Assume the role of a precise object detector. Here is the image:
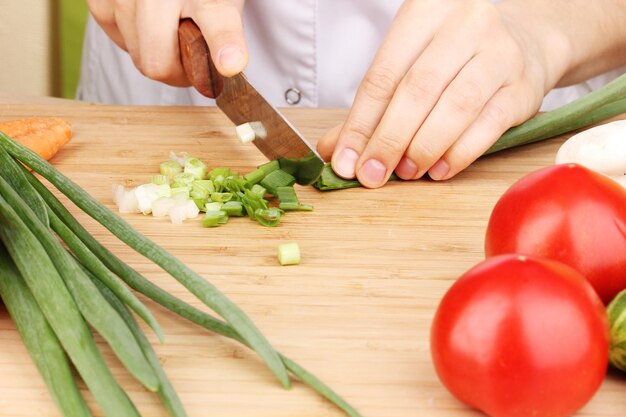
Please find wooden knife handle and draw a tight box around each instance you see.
[178,18,224,98]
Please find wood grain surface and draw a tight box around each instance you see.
[0,93,625,417]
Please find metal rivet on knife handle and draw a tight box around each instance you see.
[178,18,224,99]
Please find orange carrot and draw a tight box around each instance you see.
[0,118,72,161]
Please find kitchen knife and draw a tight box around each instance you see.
[177,18,324,185]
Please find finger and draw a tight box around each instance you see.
[317,123,343,162]
[354,20,491,188]
[428,83,537,180]
[88,0,127,50]
[113,0,140,67]
[188,0,248,76]
[136,0,189,86]
[399,49,511,181]
[330,1,450,180]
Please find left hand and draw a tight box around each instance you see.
[316,0,569,187]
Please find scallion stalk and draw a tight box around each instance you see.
[0,194,140,417]
[0,131,291,389]
[0,245,92,417]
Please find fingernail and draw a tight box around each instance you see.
[218,45,244,72]
[395,156,418,179]
[359,159,387,187]
[333,148,359,178]
[429,159,450,180]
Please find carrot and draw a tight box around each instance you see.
[0,118,71,161]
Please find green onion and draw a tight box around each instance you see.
[222,201,244,216]
[244,160,279,185]
[26,173,361,416]
[0,132,291,389]
[160,160,183,177]
[48,205,164,342]
[0,194,140,417]
[172,172,196,187]
[202,210,228,227]
[205,201,223,212]
[193,179,215,193]
[276,186,314,211]
[277,242,301,266]
[0,144,49,225]
[278,151,325,185]
[0,173,159,391]
[486,72,626,154]
[249,184,267,199]
[209,167,231,181]
[0,245,92,417]
[260,169,296,195]
[90,274,188,417]
[254,207,284,227]
[210,192,233,202]
[184,157,208,179]
[151,174,169,185]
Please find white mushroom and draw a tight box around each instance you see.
[555,120,626,185]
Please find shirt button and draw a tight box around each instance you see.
[284,87,301,105]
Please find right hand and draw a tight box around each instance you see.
[87,0,247,85]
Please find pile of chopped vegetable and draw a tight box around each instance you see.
[0,131,361,417]
[114,152,313,227]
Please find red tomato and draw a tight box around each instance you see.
[431,254,609,417]
[485,163,626,304]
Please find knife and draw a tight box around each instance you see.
[177,18,324,185]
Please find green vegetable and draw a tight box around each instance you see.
[277,242,301,266]
[486,72,626,154]
[260,169,296,195]
[90,273,188,417]
[0,131,290,389]
[25,161,362,417]
[202,210,228,227]
[0,245,92,417]
[276,186,313,211]
[184,157,208,179]
[244,160,279,184]
[222,201,244,216]
[151,174,169,185]
[278,151,325,185]
[160,160,183,177]
[0,174,159,391]
[254,207,284,227]
[314,163,400,191]
[607,288,626,371]
[0,193,140,417]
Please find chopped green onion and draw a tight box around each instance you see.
[155,183,171,197]
[209,167,231,181]
[314,163,399,191]
[244,160,279,185]
[151,175,169,185]
[205,202,223,212]
[160,160,183,177]
[235,122,257,144]
[249,184,267,200]
[171,172,196,188]
[193,179,215,193]
[210,192,233,202]
[277,242,301,266]
[278,152,325,185]
[222,201,244,216]
[279,202,314,211]
[202,210,228,227]
[254,207,284,227]
[184,158,208,180]
[170,186,190,198]
[260,169,296,196]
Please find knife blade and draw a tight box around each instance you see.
[178,18,324,184]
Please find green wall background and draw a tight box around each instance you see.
[59,0,88,98]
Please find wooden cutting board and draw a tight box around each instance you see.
[0,93,625,417]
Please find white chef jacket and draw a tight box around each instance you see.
[77,0,623,111]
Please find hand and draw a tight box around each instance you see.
[87,0,247,85]
[317,0,571,187]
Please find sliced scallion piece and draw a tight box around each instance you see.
[160,160,183,177]
[277,242,301,266]
[222,201,244,216]
[244,160,279,185]
[254,207,284,227]
[184,157,208,179]
[202,210,228,227]
[260,169,296,195]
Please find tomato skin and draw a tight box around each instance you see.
[485,163,626,304]
[431,254,609,417]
